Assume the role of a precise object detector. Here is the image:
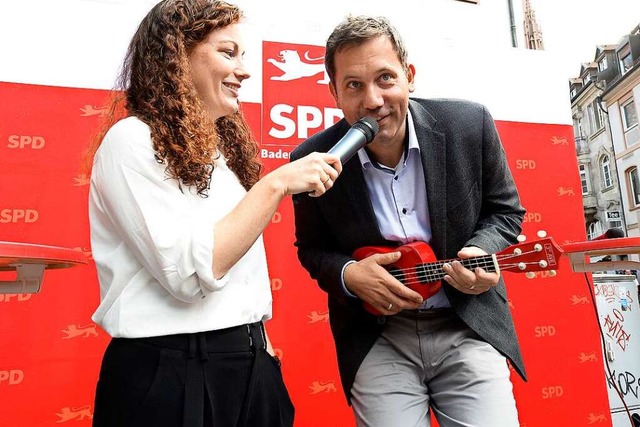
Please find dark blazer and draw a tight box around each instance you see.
[291,98,527,402]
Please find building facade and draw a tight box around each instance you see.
[570,25,640,239]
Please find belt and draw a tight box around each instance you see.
[137,321,266,354]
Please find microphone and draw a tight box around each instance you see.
[327,117,379,164]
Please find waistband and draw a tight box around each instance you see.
[133,321,266,358]
[401,307,455,318]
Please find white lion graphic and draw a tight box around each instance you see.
[267,49,329,84]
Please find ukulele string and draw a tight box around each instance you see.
[385,247,545,286]
[394,260,547,286]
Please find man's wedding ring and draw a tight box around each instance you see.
[387,302,393,310]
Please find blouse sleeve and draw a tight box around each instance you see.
[90,119,228,302]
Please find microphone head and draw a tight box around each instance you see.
[353,117,379,143]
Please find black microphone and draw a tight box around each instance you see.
[327,117,379,163]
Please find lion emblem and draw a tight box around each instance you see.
[55,406,93,422]
[62,324,99,339]
[267,50,329,84]
[309,380,337,394]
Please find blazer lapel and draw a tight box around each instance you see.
[409,100,447,258]
[336,156,389,245]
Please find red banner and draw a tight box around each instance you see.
[0,41,612,426]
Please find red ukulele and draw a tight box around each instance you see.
[352,237,563,315]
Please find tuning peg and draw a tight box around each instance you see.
[549,270,557,277]
[517,234,527,242]
[537,230,547,238]
[526,272,536,279]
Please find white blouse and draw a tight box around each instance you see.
[89,117,272,338]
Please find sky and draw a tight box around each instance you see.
[522,0,640,79]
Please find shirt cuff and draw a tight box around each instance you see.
[190,213,229,292]
[341,260,358,298]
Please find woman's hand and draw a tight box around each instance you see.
[269,152,342,197]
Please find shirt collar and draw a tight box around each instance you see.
[357,109,420,170]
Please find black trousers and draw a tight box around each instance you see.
[93,322,294,427]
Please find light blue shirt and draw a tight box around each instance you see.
[343,110,450,309]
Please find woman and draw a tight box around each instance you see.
[86,1,341,426]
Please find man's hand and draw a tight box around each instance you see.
[344,251,423,314]
[442,246,499,295]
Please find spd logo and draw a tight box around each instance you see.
[587,413,606,423]
[0,209,38,223]
[556,187,575,196]
[7,135,45,149]
[309,380,337,394]
[570,295,588,305]
[307,310,329,324]
[80,105,107,117]
[263,42,341,144]
[55,406,93,422]
[550,136,568,145]
[62,324,99,339]
[0,369,24,386]
[267,49,329,84]
[578,352,597,363]
[0,294,32,302]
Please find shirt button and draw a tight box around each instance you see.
[402,208,407,214]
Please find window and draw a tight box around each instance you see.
[609,218,623,229]
[622,99,638,130]
[578,117,587,138]
[586,105,594,134]
[620,50,633,74]
[586,100,603,134]
[598,56,608,72]
[593,100,603,131]
[579,164,590,194]
[573,117,585,141]
[600,155,612,188]
[628,167,640,206]
[581,114,590,137]
[621,99,639,146]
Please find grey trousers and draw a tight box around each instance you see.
[351,309,519,427]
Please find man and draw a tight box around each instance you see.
[291,15,526,427]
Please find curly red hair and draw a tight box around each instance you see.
[84,0,261,195]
